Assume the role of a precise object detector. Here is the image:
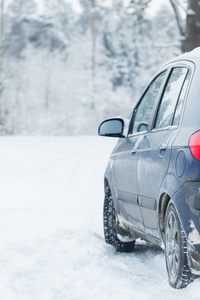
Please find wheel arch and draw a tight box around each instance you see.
[158,173,183,239]
[159,193,171,238]
[158,186,193,246]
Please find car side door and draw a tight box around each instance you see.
[136,65,192,238]
[114,71,167,232]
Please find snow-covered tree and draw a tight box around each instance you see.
[129,0,151,20]
[0,0,181,135]
[0,0,4,127]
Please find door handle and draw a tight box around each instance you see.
[159,141,168,157]
[159,141,168,151]
[132,148,137,154]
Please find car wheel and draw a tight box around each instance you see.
[103,185,135,252]
[164,202,195,288]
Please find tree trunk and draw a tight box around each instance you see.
[91,0,96,109]
[182,0,200,52]
[91,0,96,79]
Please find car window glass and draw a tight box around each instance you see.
[154,67,188,129]
[129,71,166,134]
[173,70,191,126]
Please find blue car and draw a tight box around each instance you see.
[98,47,200,288]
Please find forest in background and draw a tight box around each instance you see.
[0,0,185,135]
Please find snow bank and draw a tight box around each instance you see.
[0,136,199,299]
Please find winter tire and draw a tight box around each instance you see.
[164,202,195,288]
[103,185,135,252]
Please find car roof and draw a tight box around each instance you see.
[162,47,200,67]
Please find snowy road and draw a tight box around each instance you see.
[0,136,199,299]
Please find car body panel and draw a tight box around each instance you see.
[137,128,179,236]
[114,136,143,231]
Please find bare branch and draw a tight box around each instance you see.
[176,0,187,13]
[169,0,186,36]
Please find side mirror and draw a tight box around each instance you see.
[98,118,125,138]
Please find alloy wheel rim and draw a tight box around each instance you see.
[165,210,179,280]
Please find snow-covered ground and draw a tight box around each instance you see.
[0,136,199,299]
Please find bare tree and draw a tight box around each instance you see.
[169,0,200,52]
[129,0,200,52]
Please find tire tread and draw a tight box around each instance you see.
[103,185,135,252]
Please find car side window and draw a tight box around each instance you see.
[154,67,189,129]
[173,70,191,126]
[129,71,167,135]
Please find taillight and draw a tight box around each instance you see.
[189,131,200,160]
